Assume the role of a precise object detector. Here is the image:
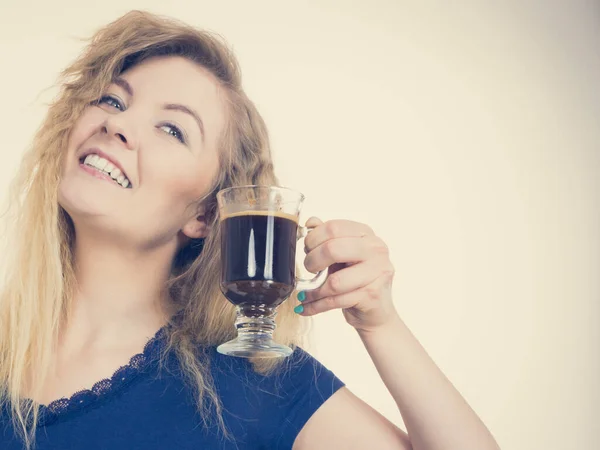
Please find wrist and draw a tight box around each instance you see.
[355,311,405,339]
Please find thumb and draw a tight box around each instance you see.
[304,216,324,228]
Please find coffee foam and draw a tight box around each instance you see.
[221,210,299,223]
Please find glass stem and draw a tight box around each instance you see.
[235,307,277,342]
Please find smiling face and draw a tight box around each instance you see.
[58,56,226,250]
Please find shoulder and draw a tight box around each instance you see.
[208,345,342,393]
[207,345,345,448]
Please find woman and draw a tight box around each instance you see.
[0,10,500,450]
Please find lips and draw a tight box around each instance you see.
[78,147,131,185]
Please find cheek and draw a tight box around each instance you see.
[162,164,215,200]
[66,108,103,154]
[148,156,219,209]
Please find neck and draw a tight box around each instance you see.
[61,228,178,354]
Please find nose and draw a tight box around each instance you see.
[101,115,137,150]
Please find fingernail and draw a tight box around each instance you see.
[294,305,304,314]
[297,291,306,302]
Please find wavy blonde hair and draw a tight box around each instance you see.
[0,10,306,449]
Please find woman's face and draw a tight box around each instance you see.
[58,56,226,250]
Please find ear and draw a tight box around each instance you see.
[181,213,210,240]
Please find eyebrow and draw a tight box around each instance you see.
[113,77,133,96]
[162,103,205,140]
[113,77,205,141]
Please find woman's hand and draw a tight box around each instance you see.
[298,218,501,450]
[297,217,398,333]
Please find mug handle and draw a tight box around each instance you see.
[295,224,328,291]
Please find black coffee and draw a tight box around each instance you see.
[220,211,298,312]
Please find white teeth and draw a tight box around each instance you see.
[82,153,131,189]
[96,158,109,171]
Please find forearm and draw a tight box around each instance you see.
[357,314,500,450]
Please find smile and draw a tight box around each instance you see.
[79,161,132,189]
[79,154,132,189]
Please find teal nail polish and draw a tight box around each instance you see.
[294,305,304,314]
[297,291,306,302]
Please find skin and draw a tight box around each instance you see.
[54,55,499,450]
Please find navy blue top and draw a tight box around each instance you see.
[0,327,344,449]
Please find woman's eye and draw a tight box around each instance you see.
[96,95,124,111]
[159,123,186,144]
[94,95,186,145]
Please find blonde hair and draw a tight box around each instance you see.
[0,10,306,449]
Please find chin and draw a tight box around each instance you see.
[58,182,111,219]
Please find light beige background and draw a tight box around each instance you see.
[0,1,598,449]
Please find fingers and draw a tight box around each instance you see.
[295,217,397,327]
[303,218,374,252]
[301,258,386,304]
[304,216,324,228]
[297,274,392,316]
[303,235,390,273]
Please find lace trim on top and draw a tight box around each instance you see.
[38,325,169,426]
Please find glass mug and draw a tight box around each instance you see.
[216,185,328,358]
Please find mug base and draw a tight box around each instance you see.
[217,337,293,358]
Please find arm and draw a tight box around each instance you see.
[295,218,500,450]
[356,313,500,450]
[294,386,413,450]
